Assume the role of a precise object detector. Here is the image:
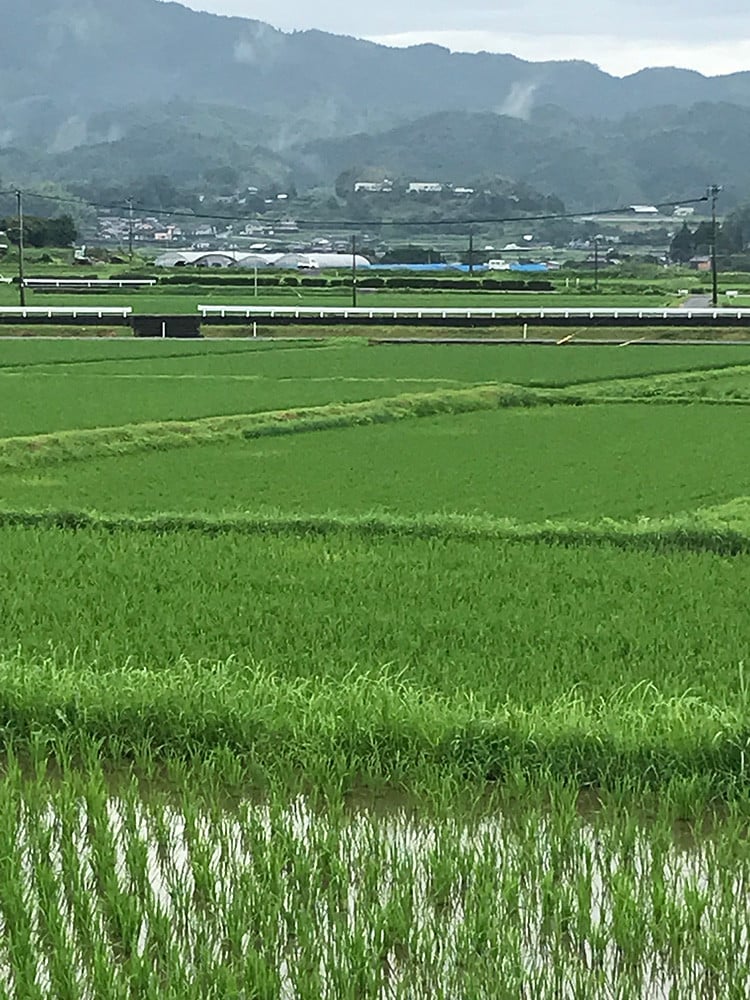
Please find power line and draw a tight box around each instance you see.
[0,189,90,208]
[0,187,710,230]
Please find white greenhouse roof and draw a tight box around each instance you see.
[274,253,371,269]
[154,250,284,267]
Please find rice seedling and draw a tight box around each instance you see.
[0,382,552,473]
[74,340,750,387]
[0,337,283,372]
[3,340,749,438]
[3,401,749,522]
[0,370,458,439]
[0,762,748,998]
[0,525,747,792]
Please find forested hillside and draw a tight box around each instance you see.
[1,0,748,210]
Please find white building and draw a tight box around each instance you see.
[408,182,443,194]
[354,181,393,193]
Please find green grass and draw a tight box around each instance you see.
[1,338,750,794]
[637,367,750,401]
[0,370,456,438]
[85,343,750,386]
[0,336,330,371]
[4,340,750,440]
[5,502,750,554]
[21,340,750,385]
[0,324,133,339]
[0,283,674,313]
[6,404,748,521]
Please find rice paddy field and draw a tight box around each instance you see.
[4,335,750,996]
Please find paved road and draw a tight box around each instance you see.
[681,295,712,309]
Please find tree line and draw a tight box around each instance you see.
[670,205,750,264]
[0,215,77,248]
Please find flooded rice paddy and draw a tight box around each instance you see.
[1,788,748,999]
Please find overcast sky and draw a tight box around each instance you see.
[165,0,750,76]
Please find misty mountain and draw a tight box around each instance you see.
[7,99,745,214]
[7,0,750,151]
[44,103,295,189]
[302,103,750,209]
[2,0,750,212]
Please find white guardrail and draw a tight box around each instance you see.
[0,307,133,319]
[199,305,750,321]
[25,279,156,289]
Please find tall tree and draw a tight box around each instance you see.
[669,223,695,263]
[692,221,714,257]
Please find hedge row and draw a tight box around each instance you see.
[159,274,555,291]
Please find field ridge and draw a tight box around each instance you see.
[0,383,562,470]
[0,650,745,790]
[8,370,750,471]
[3,502,750,554]
[575,363,750,398]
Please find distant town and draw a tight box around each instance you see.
[70,181,708,275]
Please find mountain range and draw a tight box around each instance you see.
[1,0,749,210]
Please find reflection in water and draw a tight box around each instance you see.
[0,795,748,998]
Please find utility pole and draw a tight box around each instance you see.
[594,236,599,293]
[127,198,134,262]
[709,184,722,307]
[351,234,358,308]
[468,230,474,276]
[593,233,605,293]
[16,189,25,308]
